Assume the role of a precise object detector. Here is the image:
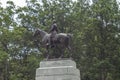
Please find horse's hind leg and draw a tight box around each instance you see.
[45,45,50,60]
[67,46,72,58]
[46,54,49,60]
[59,48,65,59]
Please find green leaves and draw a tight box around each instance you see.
[0,0,120,80]
[0,50,8,63]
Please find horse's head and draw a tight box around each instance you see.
[33,28,48,39]
[33,29,41,37]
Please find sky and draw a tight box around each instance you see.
[0,0,26,7]
[0,0,120,8]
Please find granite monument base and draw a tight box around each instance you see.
[36,59,80,80]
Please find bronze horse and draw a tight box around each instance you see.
[33,29,72,58]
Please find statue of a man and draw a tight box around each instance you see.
[49,20,58,48]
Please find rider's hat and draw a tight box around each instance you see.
[53,20,56,23]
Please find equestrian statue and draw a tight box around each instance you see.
[33,20,72,59]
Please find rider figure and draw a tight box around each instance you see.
[49,20,58,48]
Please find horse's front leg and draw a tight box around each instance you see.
[45,44,50,60]
[67,46,72,58]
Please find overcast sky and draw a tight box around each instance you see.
[0,0,26,7]
[0,0,120,8]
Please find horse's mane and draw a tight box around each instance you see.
[38,29,48,34]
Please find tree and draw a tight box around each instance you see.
[0,0,120,80]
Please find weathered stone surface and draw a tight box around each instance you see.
[40,59,76,68]
[36,59,81,80]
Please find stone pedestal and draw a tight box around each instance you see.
[36,59,81,80]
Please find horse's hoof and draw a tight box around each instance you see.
[69,57,73,60]
[59,57,61,59]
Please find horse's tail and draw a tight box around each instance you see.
[67,33,73,39]
[64,33,73,46]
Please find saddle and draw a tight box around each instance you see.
[49,31,57,47]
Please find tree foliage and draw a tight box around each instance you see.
[0,0,120,80]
